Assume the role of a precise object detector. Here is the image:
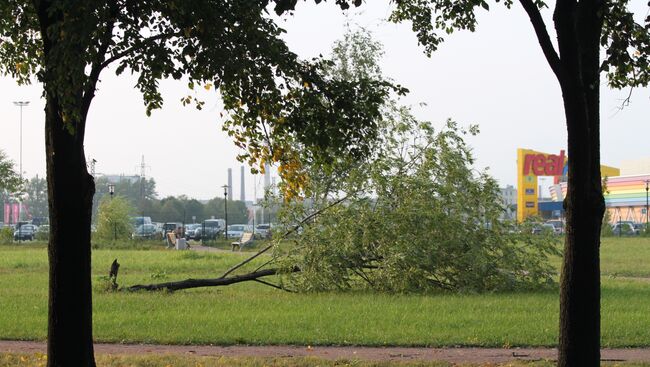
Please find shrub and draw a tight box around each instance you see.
[0,227,13,244]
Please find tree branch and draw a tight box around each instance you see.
[126,266,300,292]
[99,31,183,70]
[219,194,350,279]
[518,0,564,80]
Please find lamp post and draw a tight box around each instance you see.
[222,184,228,240]
[645,180,650,234]
[108,183,116,241]
[13,101,28,242]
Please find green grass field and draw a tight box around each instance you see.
[0,238,649,348]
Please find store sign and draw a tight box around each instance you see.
[523,150,565,176]
[526,202,535,208]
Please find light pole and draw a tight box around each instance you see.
[222,184,228,240]
[645,180,650,234]
[13,101,28,243]
[108,183,116,241]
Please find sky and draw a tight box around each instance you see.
[0,0,648,201]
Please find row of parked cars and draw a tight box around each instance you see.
[532,219,648,236]
[0,222,49,241]
[532,220,565,235]
[611,221,647,236]
[130,220,273,241]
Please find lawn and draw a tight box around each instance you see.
[0,238,648,348]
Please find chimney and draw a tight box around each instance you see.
[227,168,233,201]
[240,166,245,202]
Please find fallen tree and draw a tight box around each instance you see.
[126,266,300,292]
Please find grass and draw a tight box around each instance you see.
[0,238,649,348]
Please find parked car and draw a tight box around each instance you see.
[545,220,564,234]
[612,222,639,236]
[255,223,273,239]
[14,224,37,241]
[195,219,224,240]
[225,224,247,239]
[130,216,152,228]
[162,222,183,238]
[532,223,555,235]
[132,224,158,240]
[184,223,201,240]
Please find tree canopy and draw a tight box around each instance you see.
[0,149,22,195]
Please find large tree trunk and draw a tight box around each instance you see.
[45,100,96,367]
[556,0,605,365]
[36,1,97,365]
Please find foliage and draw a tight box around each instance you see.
[276,117,560,293]
[94,196,134,242]
[0,150,23,195]
[23,175,47,219]
[389,0,650,93]
[0,227,13,245]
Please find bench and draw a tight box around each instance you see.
[231,232,254,251]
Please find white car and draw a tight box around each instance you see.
[226,224,247,239]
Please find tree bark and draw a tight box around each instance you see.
[127,267,299,292]
[554,0,605,365]
[36,1,97,366]
[45,100,96,367]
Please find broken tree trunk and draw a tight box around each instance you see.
[126,266,300,292]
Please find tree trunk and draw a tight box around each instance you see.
[556,0,605,364]
[45,100,96,367]
[35,1,98,365]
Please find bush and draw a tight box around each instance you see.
[0,227,13,244]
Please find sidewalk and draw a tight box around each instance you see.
[1,341,649,363]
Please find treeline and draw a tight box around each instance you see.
[10,174,274,225]
[92,176,250,224]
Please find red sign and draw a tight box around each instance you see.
[523,150,565,176]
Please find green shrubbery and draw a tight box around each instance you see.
[0,227,13,244]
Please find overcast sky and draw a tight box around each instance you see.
[1,0,648,201]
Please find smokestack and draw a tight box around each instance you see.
[240,166,245,202]
[227,168,233,201]
[264,163,271,190]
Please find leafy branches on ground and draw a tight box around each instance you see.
[275,118,560,293]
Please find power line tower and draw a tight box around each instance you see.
[135,155,151,222]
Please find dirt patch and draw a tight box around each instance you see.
[2,341,650,363]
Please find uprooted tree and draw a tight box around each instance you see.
[0,1,397,366]
[389,0,650,364]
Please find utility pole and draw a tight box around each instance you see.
[13,101,29,243]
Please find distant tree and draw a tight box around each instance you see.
[0,149,22,195]
[183,199,205,223]
[24,175,48,218]
[94,196,134,242]
[389,0,650,363]
[159,197,183,223]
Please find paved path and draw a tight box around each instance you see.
[2,341,650,363]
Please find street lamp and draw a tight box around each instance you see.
[222,184,228,240]
[108,183,116,241]
[645,180,650,233]
[13,101,28,234]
